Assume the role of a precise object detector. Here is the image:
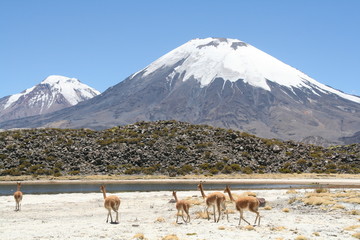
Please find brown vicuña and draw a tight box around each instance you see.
[224,185,261,226]
[100,185,121,224]
[172,191,191,223]
[197,181,228,222]
[14,182,23,211]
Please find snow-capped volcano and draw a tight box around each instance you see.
[137,37,360,103]
[0,75,100,122]
[0,38,359,144]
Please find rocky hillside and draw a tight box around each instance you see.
[0,120,359,177]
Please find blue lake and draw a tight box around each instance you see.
[0,182,317,195]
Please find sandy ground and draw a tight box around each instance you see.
[1,185,360,240]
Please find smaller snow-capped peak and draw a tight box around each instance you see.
[4,75,100,109]
[1,75,100,120]
[138,37,360,104]
[39,75,101,105]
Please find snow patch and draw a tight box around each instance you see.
[4,86,35,109]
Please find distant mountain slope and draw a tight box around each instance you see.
[0,75,100,122]
[0,38,359,144]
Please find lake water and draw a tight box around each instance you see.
[0,182,316,195]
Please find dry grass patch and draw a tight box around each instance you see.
[294,235,308,240]
[303,190,360,208]
[302,196,336,206]
[332,190,359,198]
[282,208,290,213]
[349,210,360,215]
[270,226,287,231]
[314,188,329,193]
[288,197,297,204]
[264,206,272,210]
[344,225,360,231]
[162,235,179,240]
[133,233,146,240]
[331,204,345,210]
[296,189,360,215]
[155,217,165,223]
[343,198,360,204]
[244,225,255,231]
[353,232,360,239]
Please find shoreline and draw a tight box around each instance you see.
[1,175,360,187]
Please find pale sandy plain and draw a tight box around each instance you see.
[1,178,360,240]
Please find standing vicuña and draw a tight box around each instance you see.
[224,185,261,226]
[14,182,23,211]
[197,181,228,222]
[100,185,121,224]
[172,191,191,223]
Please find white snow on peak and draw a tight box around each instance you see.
[4,75,100,110]
[40,75,100,105]
[42,75,75,84]
[140,37,360,104]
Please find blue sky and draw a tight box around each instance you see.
[1,0,359,98]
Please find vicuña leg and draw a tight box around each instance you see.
[15,200,21,211]
[185,206,190,223]
[205,206,210,221]
[107,209,114,223]
[222,201,229,221]
[216,201,221,222]
[239,209,251,225]
[252,210,260,226]
[115,209,119,223]
[180,210,186,223]
[213,205,216,222]
[176,210,180,223]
